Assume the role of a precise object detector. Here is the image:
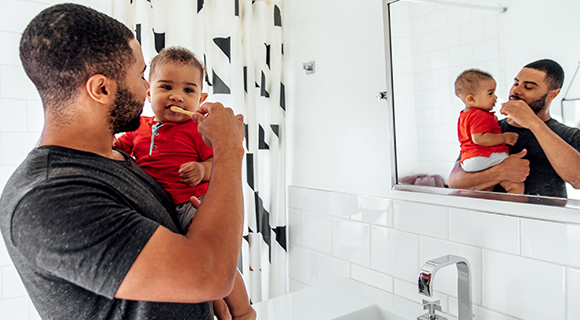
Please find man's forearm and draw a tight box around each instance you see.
[448,161,501,191]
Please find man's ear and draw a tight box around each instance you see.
[86,74,115,104]
[547,88,561,102]
[199,92,208,104]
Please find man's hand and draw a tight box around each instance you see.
[503,132,519,146]
[498,149,530,183]
[500,100,542,129]
[192,102,245,149]
[179,161,205,187]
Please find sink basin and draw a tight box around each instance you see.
[331,305,407,320]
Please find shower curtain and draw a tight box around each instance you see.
[112,0,287,303]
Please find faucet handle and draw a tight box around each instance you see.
[418,299,447,320]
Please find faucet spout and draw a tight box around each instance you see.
[418,255,473,320]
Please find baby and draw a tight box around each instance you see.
[455,69,524,194]
[114,46,255,319]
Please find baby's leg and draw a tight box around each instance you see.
[500,180,524,194]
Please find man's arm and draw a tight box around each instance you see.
[115,102,245,303]
[448,150,530,190]
[502,100,580,188]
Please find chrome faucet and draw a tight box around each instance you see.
[418,255,473,320]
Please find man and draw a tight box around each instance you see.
[449,59,580,198]
[0,4,247,320]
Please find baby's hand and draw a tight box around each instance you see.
[179,161,205,187]
[112,137,121,149]
[503,132,519,145]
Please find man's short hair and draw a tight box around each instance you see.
[524,59,565,91]
[19,3,135,111]
[149,46,205,85]
[454,68,494,98]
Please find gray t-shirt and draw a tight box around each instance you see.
[497,118,580,197]
[0,146,212,320]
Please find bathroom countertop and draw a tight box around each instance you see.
[252,278,457,320]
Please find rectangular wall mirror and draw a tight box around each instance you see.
[382,0,580,209]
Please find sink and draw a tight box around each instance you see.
[331,305,407,320]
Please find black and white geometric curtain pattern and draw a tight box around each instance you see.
[112,0,287,303]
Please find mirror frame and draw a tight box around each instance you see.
[381,0,580,215]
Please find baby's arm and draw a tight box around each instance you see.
[179,157,213,187]
[472,131,518,146]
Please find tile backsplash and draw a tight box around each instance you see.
[288,185,580,320]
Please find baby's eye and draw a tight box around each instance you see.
[162,85,172,90]
[184,88,194,93]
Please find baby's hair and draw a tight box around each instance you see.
[149,46,205,83]
[454,68,494,98]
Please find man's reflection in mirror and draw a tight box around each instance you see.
[449,59,580,198]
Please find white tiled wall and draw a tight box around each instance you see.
[288,185,580,320]
[0,1,111,319]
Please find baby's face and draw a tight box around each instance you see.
[148,63,206,123]
[473,78,497,111]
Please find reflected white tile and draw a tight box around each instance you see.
[1,133,40,166]
[521,219,580,267]
[482,250,565,320]
[288,278,304,293]
[0,31,21,66]
[332,218,370,267]
[449,297,518,320]
[568,268,580,319]
[349,195,393,227]
[288,186,316,211]
[419,237,482,305]
[288,208,302,246]
[2,265,27,299]
[301,211,332,255]
[0,66,40,100]
[0,235,11,267]
[0,0,48,34]
[0,296,29,320]
[26,100,44,133]
[394,201,449,239]
[314,253,350,286]
[351,265,393,293]
[288,245,317,286]
[315,190,349,218]
[370,226,419,282]
[449,208,519,254]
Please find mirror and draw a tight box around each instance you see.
[382,0,580,208]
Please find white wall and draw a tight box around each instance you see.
[0,1,111,319]
[284,0,580,319]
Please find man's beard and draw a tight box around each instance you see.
[108,84,143,134]
[510,92,548,114]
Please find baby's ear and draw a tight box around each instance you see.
[146,88,152,102]
[465,94,476,104]
[199,92,208,104]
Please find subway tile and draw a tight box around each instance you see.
[313,253,350,286]
[30,299,41,320]
[370,226,419,282]
[332,218,370,267]
[0,165,17,194]
[0,0,48,34]
[1,133,40,165]
[287,186,316,211]
[0,31,21,66]
[419,237,482,305]
[459,20,485,45]
[0,66,40,100]
[473,38,500,62]
[0,236,11,267]
[287,208,302,246]
[521,219,580,267]
[0,296,29,320]
[26,100,44,133]
[482,250,565,320]
[288,278,304,293]
[315,190,349,218]
[437,26,461,49]
[394,201,449,239]
[349,195,392,227]
[0,99,28,133]
[449,208,519,254]
[449,297,518,320]
[2,265,27,299]
[350,265,393,293]
[568,268,580,320]
[288,245,316,286]
[301,211,332,255]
